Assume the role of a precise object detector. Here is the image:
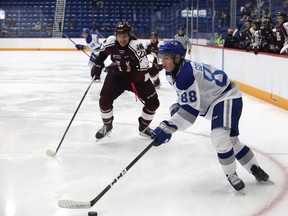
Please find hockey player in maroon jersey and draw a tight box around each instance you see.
[145,31,163,88]
[90,21,160,140]
[275,11,288,54]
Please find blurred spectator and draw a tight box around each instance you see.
[35,22,41,31]
[261,8,272,26]
[207,32,220,46]
[220,11,229,27]
[68,19,76,30]
[238,17,252,50]
[241,1,257,20]
[244,19,261,54]
[237,14,248,32]
[92,0,103,8]
[275,11,288,54]
[215,33,225,46]
[224,29,239,48]
[59,21,62,31]
[241,1,253,17]
[91,21,97,33]
[259,17,277,53]
[1,23,8,37]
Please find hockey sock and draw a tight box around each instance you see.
[211,128,237,176]
[231,136,258,173]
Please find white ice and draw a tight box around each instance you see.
[0,51,288,216]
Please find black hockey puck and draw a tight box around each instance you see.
[88,211,98,216]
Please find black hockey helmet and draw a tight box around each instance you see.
[149,31,158,38]
[115,21,132,35]
[277,11,287,21]
[260,17,271,28]
[252,19,261,30]
[277,11,287,17]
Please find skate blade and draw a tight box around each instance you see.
[95,131,112,142]
[258,179,275,185]
[266,179,275,184]
[139,132,151,138]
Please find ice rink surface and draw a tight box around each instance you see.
[0,51,288,216]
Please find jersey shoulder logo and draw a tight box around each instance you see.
[136,43,145,51]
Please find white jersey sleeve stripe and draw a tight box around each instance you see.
[170,112,193,131]
[223,99,232,128]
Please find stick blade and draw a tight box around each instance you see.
[58,199,91,209]
[46,149,56,157]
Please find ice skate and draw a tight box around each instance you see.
[95,122,113,141]
[250,164,270,182]
[138,117,153,138]
[227,173,245,191]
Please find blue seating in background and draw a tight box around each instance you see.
[0,0,56,37]
[0,0,284,39]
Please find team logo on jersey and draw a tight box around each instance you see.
[113,54,121,60]
[136,44,145,51]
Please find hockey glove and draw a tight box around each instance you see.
[169,103,180,116]
[91,63,103,80]
[92,75,101,81]
[75,44,85,50]
[151,121,177,146]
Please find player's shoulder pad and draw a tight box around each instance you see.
[129,39,145,52]
[176,60,195,90]
[102,35,116,47]
[283,22,288,29]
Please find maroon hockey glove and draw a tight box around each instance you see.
[91,64,103,79]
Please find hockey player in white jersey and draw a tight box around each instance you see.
[75,28,102,71]
[151,40,270,191]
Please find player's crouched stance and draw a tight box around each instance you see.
[90,21,159,140]
[151,40,269,191]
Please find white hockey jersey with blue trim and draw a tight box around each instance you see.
[85,34,101,55]
[167,59,242,131]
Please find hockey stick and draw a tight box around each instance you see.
[62,32,91,58]
[58,139,157,209]
[46,77,96,157]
